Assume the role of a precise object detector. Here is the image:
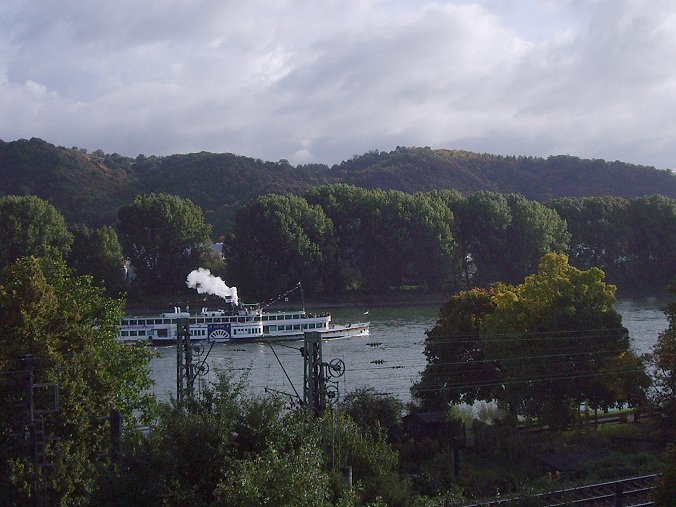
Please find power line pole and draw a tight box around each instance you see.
[176,318,193,403]
[176,318,213,404]
[302,332,345,414]
[303,332,325,415]
[20,355,59,507]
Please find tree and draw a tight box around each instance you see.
[412,288,500,410]
[304,184,374,291]
[92,370,412,506]
[0,257,154,505]
[483,254,648,427]
[548,196,631,285]
[67,224,126,295]
[654,443,676,507]
[341,387,404,439]
[305,185,459,292]
[625,195,676,290]
[414,254,649,429]
[449,192,569,286]
[227,194,339,297]
[118,193,212,292]
[0,195,72,270]
[651,285,676,428]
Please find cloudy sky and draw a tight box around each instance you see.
[1,0,674,169]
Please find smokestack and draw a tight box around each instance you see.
[186,268,239,306]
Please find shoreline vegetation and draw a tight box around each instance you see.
[124,286,672,314]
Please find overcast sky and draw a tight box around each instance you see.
[1,0,674,169]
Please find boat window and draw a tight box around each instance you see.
[121,331,128,337]
[206,318,213,323]
[128,320,136,326]
[157,329,168,337]
[162,319,170,324]
[293,325,300,330]
[190,319,197,324]
[237,317,244,323]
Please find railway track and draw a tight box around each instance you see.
[464,473,659,506]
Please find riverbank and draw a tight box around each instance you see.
[125,288,450,313]
[124,287,672,314]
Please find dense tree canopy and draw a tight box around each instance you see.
[625,195,676,290]
[226,194,338,297]
[305,185,458,292]
[651,285,676,429]
[92,371,411,506]
[118,193,212,292]
[549,195,676,291]
[0,195,72,270]
[67,224,126,295]
[548,196,631,283]
[3,139,673,235]
[0,257,153,505]
[413,254,649,429]
[411,288,500,408]
[450,192,570,286]
[225,186,574,295]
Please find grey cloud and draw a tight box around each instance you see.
[0,0,674,169]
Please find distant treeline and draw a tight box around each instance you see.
[1,138,674,235]
[225,186,675,296]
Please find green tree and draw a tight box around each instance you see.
[412,288,500,410]
[118,193,212,292]
[414,254,649,429]
[304,184,374,291]
[654,444,676,507]
[0,257,154,505]
[0,195,73,270]
[548,196,631,283]
[213,444,329,506]
[67,224,126,295]
[449,192,569,286]
[483,254,648,427]
[625,195,676,290]
[305,185,458,292]
[651,287,676,429]
[92,369,411,506]
[341,387,404,439]
[227,194,338,297]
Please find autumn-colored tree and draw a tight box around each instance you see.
[414,254,649,429]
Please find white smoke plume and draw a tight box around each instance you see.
[186,268,239,306]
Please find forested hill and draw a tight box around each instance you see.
[1,138,674,233]
[334,147,676,199]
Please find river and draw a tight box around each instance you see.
[149,297,671,404]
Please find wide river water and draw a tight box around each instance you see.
[149,297,671,404]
